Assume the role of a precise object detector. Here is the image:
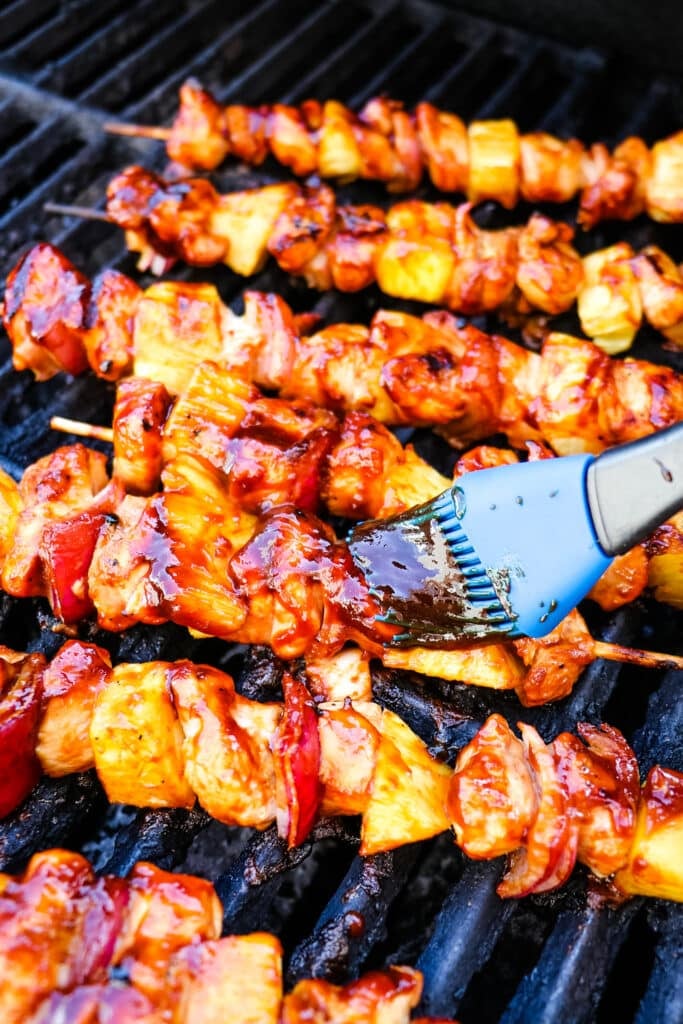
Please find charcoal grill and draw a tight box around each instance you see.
[1,2,682,1021]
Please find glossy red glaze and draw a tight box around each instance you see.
[41,639,112,701]
[3,242,90,375]
[271,673,322,847]
[41,511,107,622]
[640,764,683,831]
[0,652,45,818]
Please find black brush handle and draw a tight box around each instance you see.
[586,422,683,556]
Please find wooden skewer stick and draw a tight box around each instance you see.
[103,120,172,141]
[44,202,112,223]
[592,640,683,671]
[50,416,114,444]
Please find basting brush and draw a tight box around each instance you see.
[349,423,683,647]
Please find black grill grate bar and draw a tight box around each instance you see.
[0,773,107,874]
[468,41,543,119]
[76,0,231,113]
[632,670,683,774]
[287,846,422,984]
[0,114,80,203]
[500,902,641,1024]
[537,63,604,135]
[0,71,104,131]
[0,0,57,50]
[420,26,500,105]
[370,668,489,759]
[345,18,449,108]
[90,806,211,877]
[3,0,131,69]
[215,820,356,934]
[119,0,309,121]
[636,904,683,1024]
[416,859,514,1015]
[195,2,363,109]
[613,79,676,144]
[32,0,171,101]
[280,3,405,104]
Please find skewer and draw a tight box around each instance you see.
[94,81,683,228]
[592,640,683,671]
[103,120,171,141]
[42,416,683,674]
[50,416,114,443]
[43,202,112,223]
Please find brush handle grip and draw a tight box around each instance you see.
[587,422,683,555]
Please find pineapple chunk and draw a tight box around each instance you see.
[133,281,224,394]
[647,510,683,609]
[380,446,450,513]
[319,100,362,178]
[383,642,525,689]
[648,552,683,609]
[212,184,296,276]
[467,119,520,209]
[577,244,642,354]
[0,468,20,566]
[162,362,252,469]
[376,237,454,304]
[91,662,194,808]
[360,707,452,854]
[615,766,683,901]
[646,131,683,223]
[170,934,283,1024]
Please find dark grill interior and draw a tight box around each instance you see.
[1,2,682,1021]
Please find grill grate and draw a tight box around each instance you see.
[1,3,682,1022]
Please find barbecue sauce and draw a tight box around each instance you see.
[348,495,516,648]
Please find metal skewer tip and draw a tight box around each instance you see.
[44,202,112,223]
[103,120,172,141]
[50,416,114,444]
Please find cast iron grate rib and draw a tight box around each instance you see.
[0,3,682,1022]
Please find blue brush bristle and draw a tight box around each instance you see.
[376,487,520,646]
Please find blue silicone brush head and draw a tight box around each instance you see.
[349,486,521,647]
[350,454,607,645]
[348,424,683,647]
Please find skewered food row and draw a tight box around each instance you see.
[73,167,683,351]
[106,80,683,227]
[44,170,683,350]
[2,429,682,705]
[0,848,452,1024]
[6,244,683,455]
[45,351,681,616]
[1,640,681,903]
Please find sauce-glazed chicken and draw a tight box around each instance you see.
[75,166,683,351]
[0,849,450,1024]
[1,644,681,903]
[107,80,683,228]
[6,246,683,434]
[1,430,681,706]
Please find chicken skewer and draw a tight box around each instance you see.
[6,244,683,450]
[103,80,683,228]
[42,168,683,351]
[1,440,682,708]
[1,641,681,905]
[0,847,449,1024]
[44,350,682,619]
